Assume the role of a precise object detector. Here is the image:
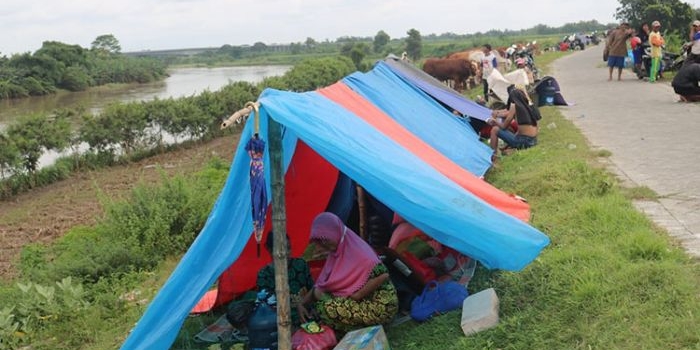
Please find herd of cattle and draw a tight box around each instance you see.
[420,42,541,92]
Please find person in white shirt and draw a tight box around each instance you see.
[481,44,498,101]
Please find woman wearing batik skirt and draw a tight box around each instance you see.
[297,212,398,332]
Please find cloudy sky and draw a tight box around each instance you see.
[2,0,699,55]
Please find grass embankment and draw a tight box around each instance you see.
[387,104,700,349]
[389,50,700,349]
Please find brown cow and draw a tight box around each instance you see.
[446,49,485,87]
[422,58,474,92]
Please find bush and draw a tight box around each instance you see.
[59,66,93,91]
[282,56,355,91]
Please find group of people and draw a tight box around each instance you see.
[606,20,700,102]
[478,44,540,161]
[605,21,666,82]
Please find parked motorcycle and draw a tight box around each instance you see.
[514,49,539,81]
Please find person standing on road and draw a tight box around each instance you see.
[636,23,651,75]
[630,30,643,75]
[649,21,665,82]
[605,22,632,81]
[686,20,700,66]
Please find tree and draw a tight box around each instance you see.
[252,42,268,52]
[91,34,122,55]
[0,132,19,178]
[405,28,422,61]
[615,0,694,37]
[60,66,93,91]
[305,37,317,48]
[6,113,71,174]
[373,30,390,53]
[290,42,303,55]
[340,43,370,70]
[218,44,243,59]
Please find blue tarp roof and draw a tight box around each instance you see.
[343,63,492,176]
[381,56,493,121]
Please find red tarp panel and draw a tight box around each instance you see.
[318,83,531,221]
[201,141,339,309]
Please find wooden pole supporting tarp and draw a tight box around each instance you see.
[356,185,368,240]
[269,116,292,350]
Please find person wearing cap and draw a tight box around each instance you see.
[687,20,700,66]
[604,22,633,81]
[649,20,665,82]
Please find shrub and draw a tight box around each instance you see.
[59,66,93,91]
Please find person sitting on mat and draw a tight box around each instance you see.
[297,212,398,332]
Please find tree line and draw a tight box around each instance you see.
[615,0,699,41]
[157,19,617,69]
[0,34,167,100]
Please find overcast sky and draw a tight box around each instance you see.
[2,0,700,55]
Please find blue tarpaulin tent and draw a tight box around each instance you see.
[120,63,549,350]
[381,56,492,121]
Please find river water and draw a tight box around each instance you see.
[0,65,291,128]
[0,65,290,171]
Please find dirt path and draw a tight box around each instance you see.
[0,133,240,278]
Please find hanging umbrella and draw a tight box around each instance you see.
[244,102,267,257]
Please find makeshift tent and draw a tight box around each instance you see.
[121,76,549,350]
[381,55,492,122]
[342,62,492,177]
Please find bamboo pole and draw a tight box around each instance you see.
[356,185,368,241]
[220,102,260,129]
[269,117,292,350]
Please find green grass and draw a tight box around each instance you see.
[384,50,700,349]
[385,105,700,350]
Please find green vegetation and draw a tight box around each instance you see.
[155,20,612,70]
[0,36,167,99]
[387,104,700,350]
[0,56,355,200]
[615,0,696,40]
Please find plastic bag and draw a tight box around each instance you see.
[225,299,256,328]
[410,280,469,322]
[292,324,337,350]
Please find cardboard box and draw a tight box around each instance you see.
[333,325,390,350]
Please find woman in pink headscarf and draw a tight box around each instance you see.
[297,212,398,331]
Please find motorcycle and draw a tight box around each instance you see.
[514,49,539,81]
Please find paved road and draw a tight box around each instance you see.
[552,45,700,257]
